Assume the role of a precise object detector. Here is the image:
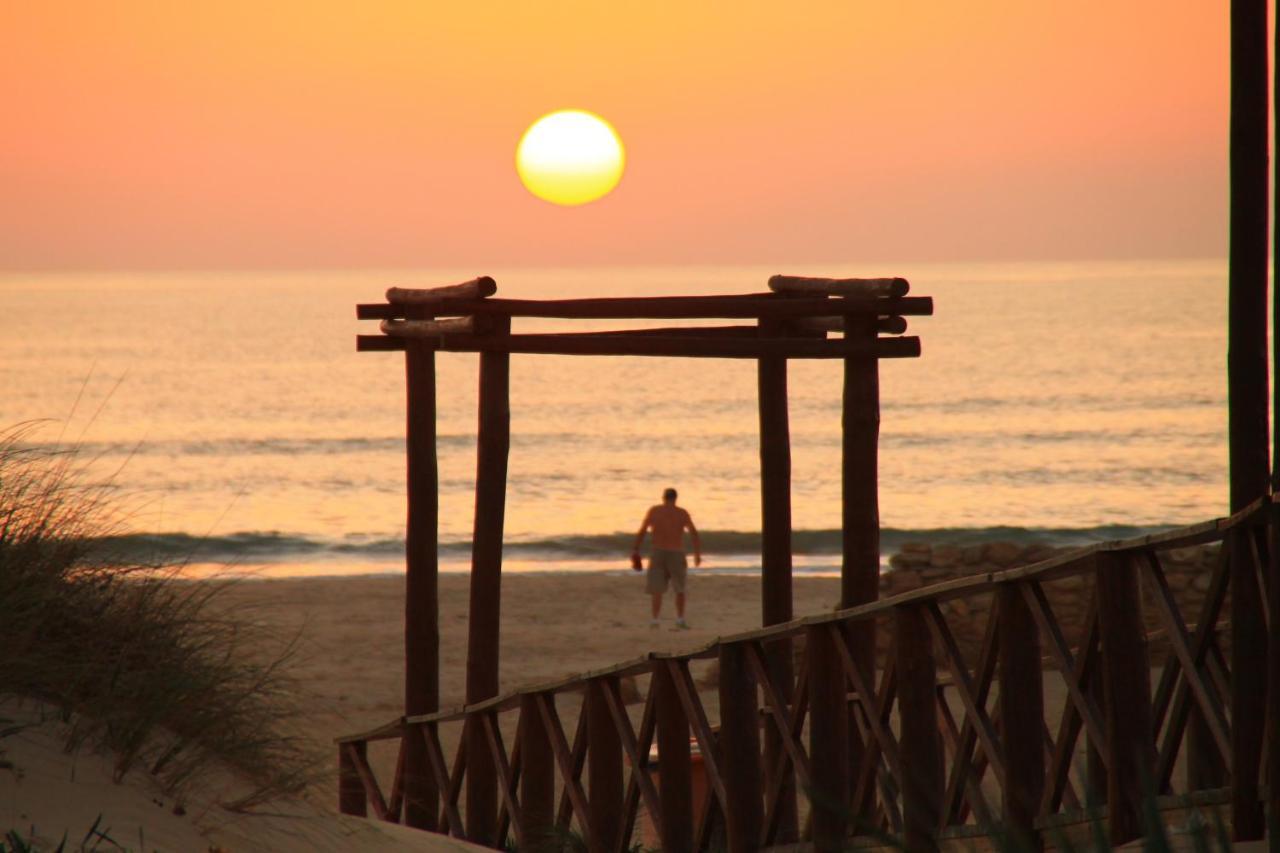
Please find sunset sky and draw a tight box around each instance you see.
[1,2,1227,270]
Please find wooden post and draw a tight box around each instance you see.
[339,742,368,817]
[1268,502,1280,839]
[1228,0,1270,516]
[1095,553,1155,846]
[466,316,512,845]
[587,679,624,853]
[808,625,849,852]
[1229,526,1266,839]
[404,336,439,829]
[895,605,942,853]
[998,584,1044,850]
[757,317,798,842]
[521,695,555,852]
[842,308,881,829]
[655,660,694,853]
[718,643,761,853]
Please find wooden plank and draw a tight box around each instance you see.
[484,712,524,849]
[760,661,811,845]
[554,695,591,831]
[618,682,660,853]
[423,724,465,836]
[717,643,761,853]
[357,293,935,320]
[829,624,902,778]
[520,695,555,852]
[654,658,694,853]
[464,316,511,846]
[386,276,497,302]
[1138,551,1230,756]
[345,742,390,820]
[807,624,849,852]
[745,643,813,788]
[385,735,406,823]
[539,693,593,838]
[667,661,728,811]
[358,331,923,359]
[338,740,368,816]
[1229,526,1267,840]
[998,584,1044,850]
[403,337,439,830]
[496,724,523,846]
[938,597,1000,827]
[382,316,485,337]
[850,660,902,834]
[923,604,1006,790]
[768,274,909,298]
[789,315,908,335]
[895,605,943,853]
[588,678,624,853]
[1095,550,1155,845]
[442,723,470,837]
[1269,503,1280,846]
[1038,608,1098,815]
[602,677,663,850]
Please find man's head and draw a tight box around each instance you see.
[662,487,677,504]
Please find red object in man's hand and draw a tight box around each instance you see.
[630,552,643,571]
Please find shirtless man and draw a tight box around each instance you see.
[632,487,701,629]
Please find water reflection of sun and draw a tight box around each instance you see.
[516,109,625,206]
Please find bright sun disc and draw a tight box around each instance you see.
[516,110,625,206]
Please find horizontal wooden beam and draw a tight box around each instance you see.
[769,274,909,298]
[380,317,486,337]
[386,276,496,303]
[790,316,908,335]
[357,333,921,359]
[356,294,933,321]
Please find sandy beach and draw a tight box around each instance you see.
[214,571,847,801]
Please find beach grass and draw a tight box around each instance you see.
[0,422,315,810]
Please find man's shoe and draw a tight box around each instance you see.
[649,619,660,629]
[674,618,690,630]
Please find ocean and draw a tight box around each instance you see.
[0,260,1228,577]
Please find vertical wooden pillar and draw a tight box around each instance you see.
[718,643,761,853]
[895,605,942,853]
[466,317,511,845]
[1228,0,1270,515]
[339,743,368,817]
[757,317,798,842]
[1268,502,1280,838]
[404,336,439,828]
[655,661,694,853]
[1230,526,1267,839]
[842,309,880,829]
[1095,552,1155,846]
[587,679,624,853]
[998,584,1044,850]
[808,625,849,852]
[521,694,555,852]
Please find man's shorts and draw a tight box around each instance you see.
[646,549,688,594]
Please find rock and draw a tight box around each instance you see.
[931,545,962,568]
[921,567,953,582]
[890,551,930,569]
[985,542,1025,567]
[900,542,931,554]
[946,597,971,619]
[886,569,923,592]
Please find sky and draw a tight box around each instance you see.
[0,2,1228,270]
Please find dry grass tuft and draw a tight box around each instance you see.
[0,422,315,810]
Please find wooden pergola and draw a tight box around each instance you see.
[354,274,932,837]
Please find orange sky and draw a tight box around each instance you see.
[0,2,1228,269]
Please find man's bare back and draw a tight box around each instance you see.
[643,503,695,552]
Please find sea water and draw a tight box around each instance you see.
[0,260,1228,576]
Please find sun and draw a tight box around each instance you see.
[516,110,625,206]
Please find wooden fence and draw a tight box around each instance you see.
[337,496,1277,851]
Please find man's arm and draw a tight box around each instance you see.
[632,509,652,554]
[685,513,702,566]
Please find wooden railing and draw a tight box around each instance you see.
[337,497,1276,852]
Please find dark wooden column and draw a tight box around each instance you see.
[842,308,880,828]
[895,605,942,853]
[1095,552,1154,846]
[998,584,1044,850]
[655,660,694,853]
[808,625,848,852]
[757,317,798,842]
[466,317,512,845]
[338,742,368,817]
[520,694,555,852]
[587,679,624,853]
[1229,526,1266,839]
[403,336,439,828]
[718,643,761,853]
[1268,502,1280,837]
